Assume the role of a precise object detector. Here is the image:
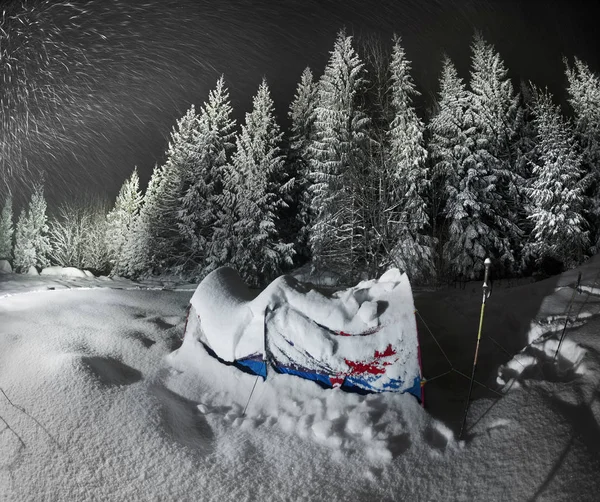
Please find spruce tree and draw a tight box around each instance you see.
[227,78,294,287]
[565,57,600,175]
[386,36,433,281]
[429,57,469,269]
[429,56,498,280]
[466,34,523,276]
[206,163,237,276]
[13,185,51,272]
[564,58,600,246]
[122,164,166,278]
[124,106,199,277]
[512,81,541,248]
[179,76,236,278]
[159,105,201,273]
[308,30,370,282]
[287,67,318,264]
[0,195,13,260]
[514,81,539,179]
[524,89,589,268]
[106,168,143,276]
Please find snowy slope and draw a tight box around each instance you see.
[1,261,600,501]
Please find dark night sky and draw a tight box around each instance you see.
[1,0,599,207]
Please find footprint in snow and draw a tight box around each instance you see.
[79,356,142,386]
[148,316,177,330]
[151,384,215,455]
[423,421,454,451]
[387,433,411,458]
[127,330,156,348]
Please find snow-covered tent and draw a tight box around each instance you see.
[182,267,423,400]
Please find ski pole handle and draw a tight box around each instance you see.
[482,258,492,303]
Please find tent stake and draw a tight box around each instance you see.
[459,258,492,439]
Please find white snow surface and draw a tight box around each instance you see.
[2,259,600,501]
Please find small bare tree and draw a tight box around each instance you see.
[48,198,110,273]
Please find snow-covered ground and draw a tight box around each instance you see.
[1,261,600,501]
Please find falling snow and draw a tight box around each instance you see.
[1,0,598,203]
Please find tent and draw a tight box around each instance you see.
[182,267,423,401]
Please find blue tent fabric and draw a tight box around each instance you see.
[237,357,267,379]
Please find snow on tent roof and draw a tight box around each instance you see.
[185,267,422,397]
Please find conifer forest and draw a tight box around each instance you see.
[2,29,600,288]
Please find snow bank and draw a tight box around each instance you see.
[0,259,12,273]
[41,266,88,278]
[167,331,429,464]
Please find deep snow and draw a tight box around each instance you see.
[1,261,600,501]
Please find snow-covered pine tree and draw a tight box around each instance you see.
[386,36,433,282]
[122,164,165,278]
[179,76,236,279]
[13,185,51,272]
[564,58,600,247]
[469,34,522,169]
[429,56,495,280]
[0,195,13,260]
[511,81,541,251]
[105,168,143,276]
[286,67,318,264]
[206,163,237,275]
[227,78,294,287]
[524,88,589,269]
[514,81,539,180]
[466,33,524,276]
[565,58,600,175]
[125,106,199,277]
[428,57,463,275]
[157,105,202,273]
[308,30,370,282]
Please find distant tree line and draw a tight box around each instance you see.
[1,30,599,286]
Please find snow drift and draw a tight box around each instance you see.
[3,258,600,501]
[183,267,422,397]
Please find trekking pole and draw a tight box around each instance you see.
[459,258,492,439]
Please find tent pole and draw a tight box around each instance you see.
[242,375,260,417]
[242,306,270,417]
